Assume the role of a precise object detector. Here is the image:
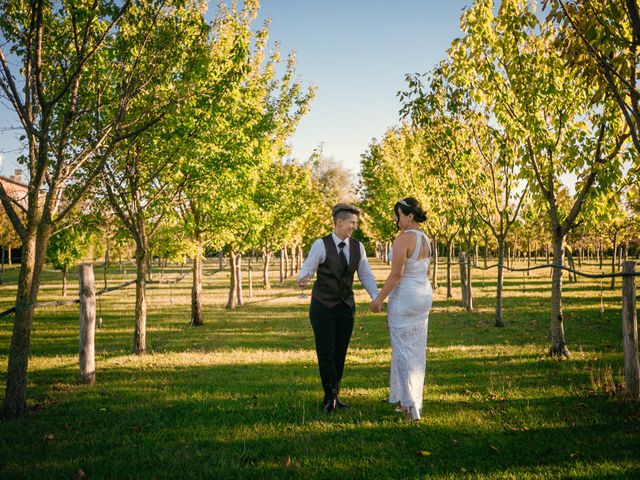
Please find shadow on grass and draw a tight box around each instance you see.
[1,358,639,479]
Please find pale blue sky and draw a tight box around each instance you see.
[0,1,471,177]
[251,0,470,174]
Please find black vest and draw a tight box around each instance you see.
[312,235,362,308]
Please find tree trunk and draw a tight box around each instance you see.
[578,247,583,268]
[289,245,295,278]
[495,240,505,327]
[62,266,68,297]
[617,246,623,269]
[611,233,618,289]
[263,249,271,290]
[279,248,285,283]
[236,253,243,306]
[283,246,289,279]
[565,248,577,283]
[550,230,569,357]
[527,239,531,276]
[297,244,303,271]
[545,243,550,263]
[1,247,5,284]
[386,241,391,265]
[103,237,109,290]
[459,251,468,308]
[474,244,479,268]
[466,239,473,311]
[446,240,453,299]
[248,254,253,299]
[190,251,203,327]
[622,261,639,399]
[432,237,439,289]
[3,222,51,418]
[226,251,237,309]
[146,252,153,282]
[483,234,488,268]
[133,240,149,355]
[219,251,223,271]
[8,245,11,265]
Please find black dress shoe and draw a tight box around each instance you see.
[323,398,337,413]
[335,397,349,409]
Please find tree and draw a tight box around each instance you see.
[99,3,209,353]
[447,0,630,356]
[255,160,314,290]
[174,3,314,313]
[0,0,206,417]
[400,65,528,325]
[359,139,401,254]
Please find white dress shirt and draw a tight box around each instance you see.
[297,232,379,300]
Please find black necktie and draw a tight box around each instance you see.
[338,241,348,271]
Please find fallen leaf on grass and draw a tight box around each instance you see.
[416,450,432,457]
[43,433,54,443]
[73,468,86,480]
[489,445,498,452]
[284,456,292,468]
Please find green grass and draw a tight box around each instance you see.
[0,257,639,479]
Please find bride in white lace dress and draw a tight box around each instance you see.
[370,197,432,421]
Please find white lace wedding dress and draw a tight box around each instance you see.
[387,229,433,420]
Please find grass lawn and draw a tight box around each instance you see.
[0,256,639,479]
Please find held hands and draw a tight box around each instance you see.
[369,298,383,313]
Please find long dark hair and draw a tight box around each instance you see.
[394,197,427,223]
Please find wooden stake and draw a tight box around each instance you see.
[79,264,96,385]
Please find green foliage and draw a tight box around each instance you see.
[448,0,629,238]
[46,223,95,272]
[174,0,316,259]
[545,0,640,156]
[255,160,314,253]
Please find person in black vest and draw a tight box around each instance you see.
[297,203,379,413]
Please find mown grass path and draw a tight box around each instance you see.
[1,258,639,479]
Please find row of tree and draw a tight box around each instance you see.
[0,0,356,418]
[359,0,640,357]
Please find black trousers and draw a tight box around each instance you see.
[309,297,355,402]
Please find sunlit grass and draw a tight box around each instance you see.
[0,256,638,479]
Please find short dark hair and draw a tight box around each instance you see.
[332,203,360,223]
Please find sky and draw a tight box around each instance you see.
[250,0,471,175]
[0,1,472,178]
